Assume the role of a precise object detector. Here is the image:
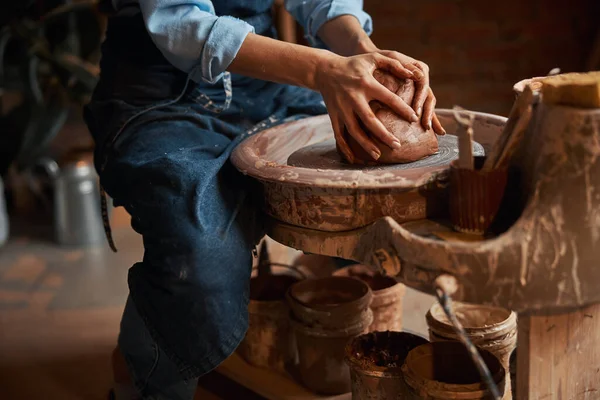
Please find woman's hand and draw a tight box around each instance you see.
[227,33,444,164]
[315,51,433,163]
[375,50,445,135]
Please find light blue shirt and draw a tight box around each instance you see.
[114,0,372,84]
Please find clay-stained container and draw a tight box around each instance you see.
[426,302,517,399]
[333,264,406,332]
[345,331,429,399]
[291,310,373,395]
[286,276,373,330]
[449,156,508,235]
[402,342,506,399]
[426,302,517,367]
[287,277,374,394]
[237,265,305,374]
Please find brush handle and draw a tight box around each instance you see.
[458,126,474,169]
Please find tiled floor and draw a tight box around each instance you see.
[0,207,434,399]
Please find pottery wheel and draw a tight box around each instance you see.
[287,135,484,171]
[231,112,502,232]
[232,114,488,190]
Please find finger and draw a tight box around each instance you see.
[330,114,355,163]
[421,89,436,131]
[370,80,419,123]
[378,52,425,81]
[411,63,430,117]
[374,54,418,80]
[354,99,402,150]
[343,112,381,161]
[432,112,446,135]
[403,62,425,81]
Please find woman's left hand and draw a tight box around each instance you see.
[373,50,445,135]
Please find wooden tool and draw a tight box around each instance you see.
[482,86,534,172]
[452,106,475,170]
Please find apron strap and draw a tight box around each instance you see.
[100,185,118,252]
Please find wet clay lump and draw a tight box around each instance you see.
[340,70,439,164]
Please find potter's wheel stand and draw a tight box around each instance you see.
[232,108,600,399]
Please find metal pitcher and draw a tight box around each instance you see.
[38,149,106,246]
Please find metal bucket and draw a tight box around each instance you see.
[291,309,373,395]
[286,276,373,330]
[345,331,429,399]
[426,302,517,399]
[237,265,305,374]
[287,277,374,394]
[333,264,406,332]
[402,342,506,399]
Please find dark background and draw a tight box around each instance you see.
[364,0,600,115]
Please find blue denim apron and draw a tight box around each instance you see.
[83,0,327,386]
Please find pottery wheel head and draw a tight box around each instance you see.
[231,113,502,190]
[287,135,485,171]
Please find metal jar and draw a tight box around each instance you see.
[426,302,517,399]
[287,277,374,394]
[333,264,406,332]
[345,331,429,399]
[237,265,305,374]
[39,150,106,246]
[402,342,506,399]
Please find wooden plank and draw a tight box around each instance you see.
[218,353,351,400]
[516,303,600,399]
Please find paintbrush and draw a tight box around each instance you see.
[452,106,475,170]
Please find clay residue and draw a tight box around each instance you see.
[287,136,484,172]
[431,303,511,328]
[349,331,428,368]
[454,309,508,327]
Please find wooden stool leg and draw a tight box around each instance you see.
[516,303,600,399]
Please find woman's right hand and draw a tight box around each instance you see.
[314,52,426,164]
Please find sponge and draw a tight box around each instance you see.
[541,71,600,108]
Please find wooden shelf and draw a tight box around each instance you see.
[218,353,351,400]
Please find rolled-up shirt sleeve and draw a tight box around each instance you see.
[139,0,254,83]
[284,0,373,48]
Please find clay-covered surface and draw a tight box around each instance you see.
[232,111,498,190]
[269,103,600,313]
[231,110,496,231]
[289,135,483,171]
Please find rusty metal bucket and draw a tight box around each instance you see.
[287,277,374,394]
[333,264,406,332]
[426,302,517,399]
[286,276,373,330]
[345,331,429,399]
[402,342,506,399]
[237,264,306,374]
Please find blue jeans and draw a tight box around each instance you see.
[84,11,327,400]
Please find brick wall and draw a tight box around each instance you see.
[364,0,600,115]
